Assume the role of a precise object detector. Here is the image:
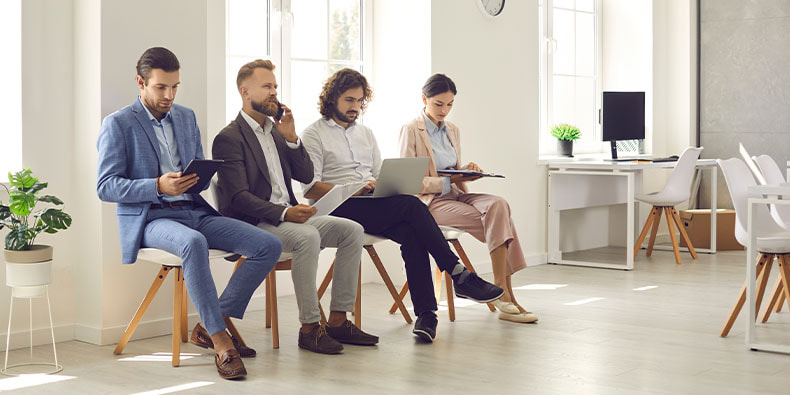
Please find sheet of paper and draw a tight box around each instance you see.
[311,181,368,216]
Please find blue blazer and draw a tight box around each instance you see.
[97,98,219,264]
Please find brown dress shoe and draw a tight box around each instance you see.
[190,323,257,358]
[298,325,343,354]
[325,320,379,345]
[215,349,246,380]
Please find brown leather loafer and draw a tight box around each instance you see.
[298,325,343,354]
[325,320,379,345]
[215,349,246,380]
[190,322,257,358]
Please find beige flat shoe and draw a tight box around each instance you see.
[498,311,538,323]
[491,299,521,314]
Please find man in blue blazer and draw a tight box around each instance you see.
[97,47,282,380]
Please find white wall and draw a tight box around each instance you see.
[429,0,546,267]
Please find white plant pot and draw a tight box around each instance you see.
[4,245,53,298]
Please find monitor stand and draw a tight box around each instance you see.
[603,140,639,162]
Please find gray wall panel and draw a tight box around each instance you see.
[700,0,790,209]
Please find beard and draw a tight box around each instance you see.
[252,98,279,116]
[333,105,358,124]
[142,95,171,115]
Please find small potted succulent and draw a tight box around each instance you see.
[551,124,581,157]
[1,169,72,297]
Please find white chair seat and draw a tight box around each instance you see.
[756,235,790,254]
[363,233,387,246]
[634,191,687,206]
[439,225,466,240]
[135,248,233,267]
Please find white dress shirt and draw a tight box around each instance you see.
[239,110,300,220]
[300,117,381,192]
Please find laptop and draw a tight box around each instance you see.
[739,143,768,185]
[352,157,429,198]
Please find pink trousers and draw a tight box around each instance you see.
[428,189,527,274]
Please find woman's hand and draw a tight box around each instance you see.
[450,173,482,184]
[464,162,483,172]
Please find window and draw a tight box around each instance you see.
[539,0,602,154]
[0,0,22,181]
[225,0,366,133]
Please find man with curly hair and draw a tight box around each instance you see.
[300,68,505,343]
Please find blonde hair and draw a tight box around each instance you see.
[236,59,275,89]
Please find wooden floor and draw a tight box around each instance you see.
[3,249,790,394]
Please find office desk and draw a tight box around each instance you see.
[547,159,718,270]
[746,183,790,354]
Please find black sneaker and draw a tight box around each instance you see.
[298,326,343,354]
[412,312,438,342]
[325,320,379,346]
[453,271,505,303]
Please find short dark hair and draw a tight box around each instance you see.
[136,47,180,83]
[318,68,373,119]
[422,73,457,98]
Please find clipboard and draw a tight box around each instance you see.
[182,159,224,194]
[437,169,505,178]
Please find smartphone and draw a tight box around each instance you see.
[275,103,284,121]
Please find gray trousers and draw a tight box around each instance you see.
[257,215,364,323]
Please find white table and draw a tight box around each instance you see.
[547,159,718,270]
[745,183,790,353]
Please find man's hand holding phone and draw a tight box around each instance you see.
[272,102,298,143]
[157,172,199,196]
[284,204,317,223]
[353,180,377,196]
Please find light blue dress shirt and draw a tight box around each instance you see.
[141,99,191,202]
[423,112,457,196]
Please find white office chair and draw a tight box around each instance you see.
[717,158,790,337]
[754,155,790,229]
[634,147,703,264]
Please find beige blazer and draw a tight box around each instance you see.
[399,113,468,206]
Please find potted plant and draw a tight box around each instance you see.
[551,123,581,157]
[1,169,72,297]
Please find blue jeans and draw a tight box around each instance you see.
[142,205,282,335]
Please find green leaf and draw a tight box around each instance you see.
[5,225,34,251]
[40,208,72,232]
[9,190,35,217]
[37,195,64,205]
[0,205,10,221]
[27,182,48,195]
[8,169,37,190]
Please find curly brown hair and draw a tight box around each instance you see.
[318,68,373,119]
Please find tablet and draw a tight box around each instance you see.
[182,159,224,194]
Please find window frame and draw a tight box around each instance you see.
[539,0,603,155]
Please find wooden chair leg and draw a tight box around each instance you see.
[720,254,770,337]
[671,207,698,259]
[755,256,774,319]
[646,207,663,257]
[444,271,455,322]
[433,266,443,302]
[775,284,786,312]
[114,266,171,355]
[776,255,790,313]
[181,282,188,343]
[355,264,362,328]
[664,207,683,264]
[265,274,272,329]
[450,240,496,312]
[269,270,279,349]
[389,282,409,314]
[172,267,184,367]
[760,278,784,323]
[635,207,657,258]
[365,245,412,324]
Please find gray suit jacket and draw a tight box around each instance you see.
[96,98,219,264]
[212,112,314,226]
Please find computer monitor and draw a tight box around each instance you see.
[602,91,645,159]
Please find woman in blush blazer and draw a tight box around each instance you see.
[399,74,536,323]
